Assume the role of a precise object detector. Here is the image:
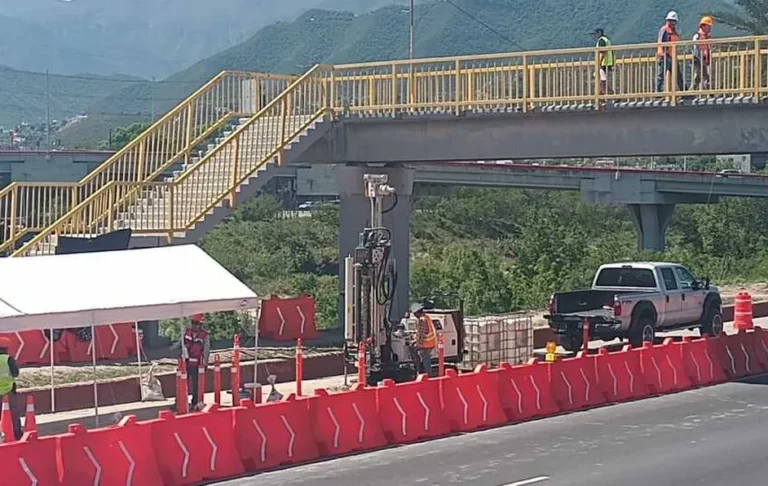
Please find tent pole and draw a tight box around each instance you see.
[254,302,261,391]
[49,329,55,412]
[91,326,99,427]
[134,322,142,393]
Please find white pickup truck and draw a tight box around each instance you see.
[545,262,723,351]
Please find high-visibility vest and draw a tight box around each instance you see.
[420,315,436,349]
[0,355,14,395]
[597,35,615,67]
[657,24,680,57]
[693,28,711,62]
[183,328,208,364]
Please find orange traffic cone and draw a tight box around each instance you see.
[1,395,15,443]
[24,395,36,433]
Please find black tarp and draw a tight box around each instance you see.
[55,229,132,255]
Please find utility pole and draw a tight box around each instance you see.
[46,70,51,151]
[409,0,415,59]
[150,77,156,121]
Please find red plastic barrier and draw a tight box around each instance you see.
[64,323,138,363]
[490,360,559,422]
[151,406,244,485]
[259,295,319,341]
[595,346,649,402]
[57,417,163,486]
[0,330,67,365]
[306,386,387,456]
[547,352,604,412]
[0,432,59,485]
[751,327,768,370]
[439,366,506,432]
[715,331,763,380]
[639,339,691,395]
[675,337,726,386]
[376,375,450,444]
[233,396,319,472]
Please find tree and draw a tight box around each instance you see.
[713,0,768,34]
[99,123,149,150]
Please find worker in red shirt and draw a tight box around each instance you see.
[657,11,684,93]
[692,16,714,91]
[180,314,210,409]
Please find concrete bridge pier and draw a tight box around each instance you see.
[335,164,415,324]
[628,204,675,252]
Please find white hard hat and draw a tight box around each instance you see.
[666,11,679,21]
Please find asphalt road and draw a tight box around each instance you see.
[214,373,768,486]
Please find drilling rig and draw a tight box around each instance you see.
[343,174,465,385]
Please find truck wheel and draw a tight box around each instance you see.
[700,305,723,337]
[628,316,655,348]
[561,332,583,352]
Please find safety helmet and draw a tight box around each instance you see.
[666,11,679,22]
[410,302,426,315]
[700,15,713,26]
[191,313,205,324]
[0,336,10,348]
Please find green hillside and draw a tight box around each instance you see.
[63,0,728,147]
[0,66,142,128]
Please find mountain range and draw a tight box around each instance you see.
[0,0,403,78]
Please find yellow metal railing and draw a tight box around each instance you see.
[326,35,768,114]
[13,66,331,256]
[7,35,768,256]
[0,71,296,253]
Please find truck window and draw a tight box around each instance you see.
[660,268,678,290]
[595,267,657,288]
[674,267,696,290]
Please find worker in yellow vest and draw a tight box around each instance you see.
[411,303,437,376]
[591,28,615,95]
[0,337,21,440]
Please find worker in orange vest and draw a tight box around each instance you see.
[410,303,437,376]
[180,314,210,409]
[692,16,714,91]
[0,337,21,440]
[657,11,684,93]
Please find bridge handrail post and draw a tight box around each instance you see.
[753,38,761,101]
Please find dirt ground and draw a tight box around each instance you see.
[17,346,340,389]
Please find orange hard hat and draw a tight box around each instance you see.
[191,313,205,324]
[0,336,11,348]
[700,15,713,26]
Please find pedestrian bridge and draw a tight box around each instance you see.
[1,35,767,257]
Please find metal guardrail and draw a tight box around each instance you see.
[7,36,768,256]
[326,35,768,114]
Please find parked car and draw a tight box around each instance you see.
[545,262,722,351]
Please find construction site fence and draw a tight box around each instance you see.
[4,328,767,484]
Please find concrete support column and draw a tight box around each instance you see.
[628,204,675,251]
[335,164,415,324]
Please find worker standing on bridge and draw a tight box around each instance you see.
[180,313,210,409]
[411,303,436,377]
[592,28,614,96]
[691,16,713,91]
[656,11,684,93]
[0,337,22,440]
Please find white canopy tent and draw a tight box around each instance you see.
[0,244,259,331]
[0,244,259,422]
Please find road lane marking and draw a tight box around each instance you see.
[502,476,550,486]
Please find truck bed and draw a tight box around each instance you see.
[547,289,623,317]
